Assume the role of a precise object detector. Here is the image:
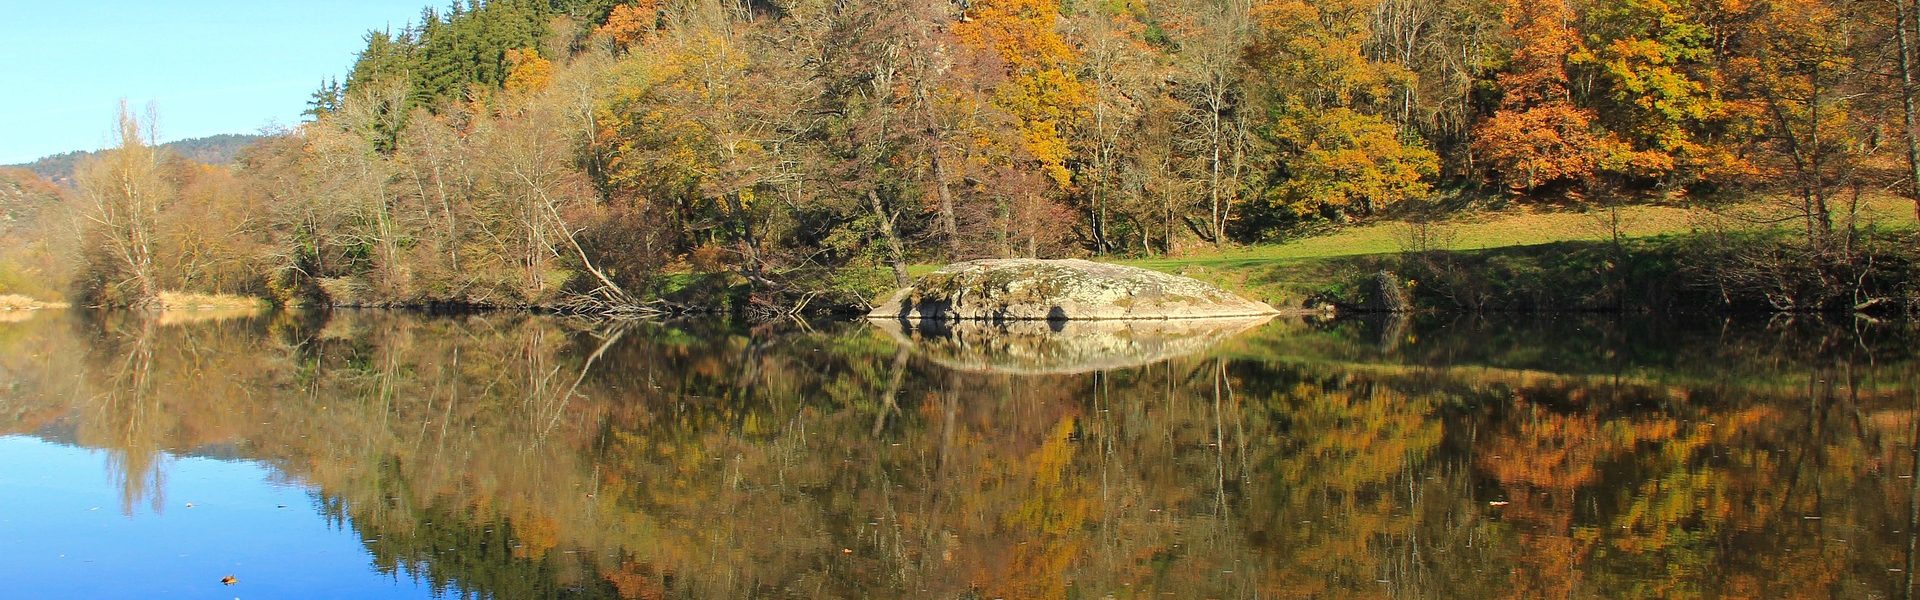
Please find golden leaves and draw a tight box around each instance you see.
[954,0,1089,189]
[504,49,554,94]
[598,1,660,49]
[1473,104,1605,192]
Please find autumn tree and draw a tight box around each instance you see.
[917,16,1032,259]
[0,170,78,300]
[595,0,659,50]
[155,161,267,294]
[596,0,813,284]
[948,0,1087,257]
[953,0,1088,189]
[1367,0,1506,172]
[806,0,942,286]
[1574,0,1751,189]
[1242,0,1439,230]
[1470,0,1609,194]
[1159,0,1252,246]
[1066,1,1164,254]
[503,48,554,93]
[1721,0,1868,245]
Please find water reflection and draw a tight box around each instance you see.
[870,316,1273,374]
[0,310,1913,598]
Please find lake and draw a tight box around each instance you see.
[0,310,1914,598]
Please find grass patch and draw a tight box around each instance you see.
[1127,196,1911,267]
[150,292,268,326]
[1106,196,1916,308]
[154,292,268,311]
[0,294,67,310]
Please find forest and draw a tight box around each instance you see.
[2,0,1917,312]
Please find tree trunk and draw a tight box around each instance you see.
[1163,189,1176,257]
[516,169,631,304]
[912,57,961,260]
[868,189,910,288]
[931,151,960,258]
[1810,63,1833,242]
[1209,100,1225,247]
[1896,0,1920,226]
[1090,190,1110,255]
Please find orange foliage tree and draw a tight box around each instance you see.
[597,1,659,50]
[1471,0,1612,194]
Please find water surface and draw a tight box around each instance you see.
[0,310,1914,598]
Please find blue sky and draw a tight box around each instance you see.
[0,1,431,164]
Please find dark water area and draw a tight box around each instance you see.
[0,309,1915,598]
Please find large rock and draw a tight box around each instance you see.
[868,258,1279,321]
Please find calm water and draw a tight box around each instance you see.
[0,310,1915,599]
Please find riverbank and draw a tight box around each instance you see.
[292,228,1920,317]
[52,198,1917,318]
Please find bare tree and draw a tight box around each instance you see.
[1166,0,1253,247]
[75,103,168,307]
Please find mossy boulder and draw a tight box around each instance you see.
[868,258,1280,321]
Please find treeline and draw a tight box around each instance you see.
[29,0,1920,309]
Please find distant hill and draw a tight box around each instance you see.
[4,133,265,187]
[0,168,65,222]
[0,167,74,298]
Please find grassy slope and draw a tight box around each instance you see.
[1110,196,1917,308]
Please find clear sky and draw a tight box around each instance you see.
[0,1,431,164]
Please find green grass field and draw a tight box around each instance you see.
[1105,196,1917,308]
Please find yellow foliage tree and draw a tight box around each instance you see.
[503,48,553,94]
[1244,0,1438,223]
[953,0,1088,188]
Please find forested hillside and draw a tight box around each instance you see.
[0,169,72,299]
[14,0,1920,311]
[6,133,263,186]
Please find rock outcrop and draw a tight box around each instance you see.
[867,259,1279,321]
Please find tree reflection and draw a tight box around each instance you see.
[0,311,1913,598]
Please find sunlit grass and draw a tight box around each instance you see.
[153,292,267,311]
[1120,194,1914,271]
[0,293,68,310]
[1081,195,1911,304]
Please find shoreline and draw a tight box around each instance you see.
[41,228,1919,320]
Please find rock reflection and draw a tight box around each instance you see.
[870,315,1274,374]
[0,311,1913,598]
